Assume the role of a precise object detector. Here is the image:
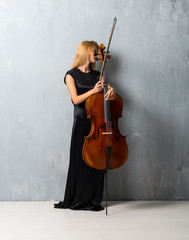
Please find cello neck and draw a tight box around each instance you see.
[103,84,111,123]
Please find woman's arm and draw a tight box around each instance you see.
[101,76,115,101]
[104,84,116,100]
[65,74,104,105]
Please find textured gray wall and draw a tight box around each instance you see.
[0,0,188,201]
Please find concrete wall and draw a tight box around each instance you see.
[0,0,188,200]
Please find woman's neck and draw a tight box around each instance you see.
[78,64,91,73]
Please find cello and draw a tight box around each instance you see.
[82,17,129,215]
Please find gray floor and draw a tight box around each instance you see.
[0,201,188,240]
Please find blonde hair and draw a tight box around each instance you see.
[71,41,99,70]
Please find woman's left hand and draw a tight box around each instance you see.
[104,87,115,101]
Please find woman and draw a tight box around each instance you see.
[54,41,115,211]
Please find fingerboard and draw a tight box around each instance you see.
[103,83,111,122]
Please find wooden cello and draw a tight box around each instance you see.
[82,17,129,214]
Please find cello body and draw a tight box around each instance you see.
[82,92,128,170]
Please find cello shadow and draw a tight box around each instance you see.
[101,51,182,204]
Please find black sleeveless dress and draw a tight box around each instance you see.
[54,68,104,211]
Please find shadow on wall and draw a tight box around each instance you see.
[101,53,186,200]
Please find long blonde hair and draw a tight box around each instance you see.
[71,41,99,70]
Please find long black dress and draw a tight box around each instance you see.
[54,68,104,211]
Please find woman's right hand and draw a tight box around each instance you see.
[93,81,106,94]
[66,76,106,105]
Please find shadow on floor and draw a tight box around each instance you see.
[101,200,187,216]
[105,200,185,207]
